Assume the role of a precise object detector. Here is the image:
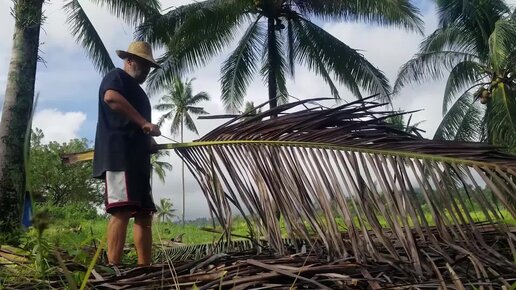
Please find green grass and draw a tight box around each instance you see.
[7,203,516,267]
[26,208,513,267]
[41,207,516,250]
[45,218,252,246]
[37,214,253,265]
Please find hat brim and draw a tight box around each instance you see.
[116,50,161,69]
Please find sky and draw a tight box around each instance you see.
[1,0,515,219]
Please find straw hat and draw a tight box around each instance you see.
[116,41,160,68]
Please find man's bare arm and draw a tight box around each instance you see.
[104,90,161,136]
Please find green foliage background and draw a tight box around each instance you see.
[29,129,103,206]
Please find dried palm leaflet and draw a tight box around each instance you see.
[164,97,516,276]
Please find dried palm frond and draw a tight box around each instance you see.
[61,150,93,165]
[60,96,516,282]
[155,96,516,277]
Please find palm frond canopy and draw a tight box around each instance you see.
[137,0,423,110]
[168,97,516,276]
[434,92,483,142]
[64,0,160,75]
[64,0,115,75]
[435,0,509,59]
[154,78,210,136]
[395,2,516,150]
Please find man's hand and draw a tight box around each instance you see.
[142,122,161,136]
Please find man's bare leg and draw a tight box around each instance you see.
[106,210,132,265]
[134,213,153,265]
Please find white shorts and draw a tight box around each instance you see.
[104,171,156,215]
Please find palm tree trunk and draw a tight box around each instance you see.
[181,118,185,227]
[0,0,44,236]
[267,17,278,111]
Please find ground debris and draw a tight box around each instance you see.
[2,225,515,289]
[87,226,516,289]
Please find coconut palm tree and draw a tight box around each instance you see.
[155,198,177,223]
[0,0,44,237]
[0,0,160,234]
[395,0,515,151]
[138,0,424,112]
[150,150,173,207]
[154,78,210,227]
[151,150,173,184]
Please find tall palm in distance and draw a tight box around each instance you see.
[137,0,424,112]
[155,78,210,227]
[395,0,516,151]
[155,198,177,223]
[241,101,263,121]
[150,150,173,221]
[151,150,173,184]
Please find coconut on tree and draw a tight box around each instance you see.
[395,0,516,151]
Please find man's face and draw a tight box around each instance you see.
[129,57,152,84]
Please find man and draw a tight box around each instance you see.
[93,41,161,265]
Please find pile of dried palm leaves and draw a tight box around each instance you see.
[56,97,516,289]
[3,224,516,289]
[83,223,516,289]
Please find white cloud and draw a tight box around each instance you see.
[307,6,445,138]
[32,109,86,143]
[39,0,133,53]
